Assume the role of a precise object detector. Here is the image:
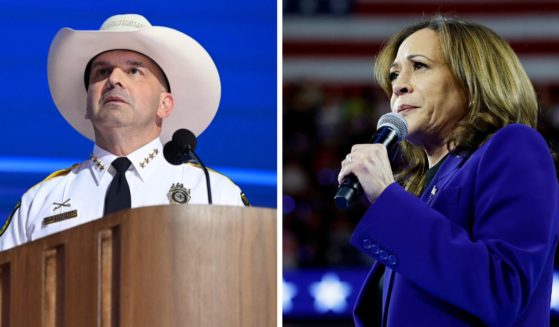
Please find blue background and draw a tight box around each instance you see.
[0,0,277,220]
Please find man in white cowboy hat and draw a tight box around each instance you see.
[0,14,249,251]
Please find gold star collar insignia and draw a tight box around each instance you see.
[140,148,160,168]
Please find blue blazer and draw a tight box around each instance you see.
[350,124,559,326]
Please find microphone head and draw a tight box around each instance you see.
[163,141,184,165]
[172,128,197,151]
[377,113,408,142]
[164,128,198,165]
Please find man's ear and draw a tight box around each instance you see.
[157,92,174,118]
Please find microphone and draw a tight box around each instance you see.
[163,129,197,164]
[163,129,213,204]
[334,113,408,209]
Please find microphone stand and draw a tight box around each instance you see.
[163,133,213,205]
[186,147,213,205]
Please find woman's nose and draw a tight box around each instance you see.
[392,73,412,96]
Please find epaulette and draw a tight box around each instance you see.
[186,162,250,206]
[186,162,234,183]
[29,164,79,191]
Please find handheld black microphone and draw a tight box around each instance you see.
[163,129,213,204]
[334,113,408,209]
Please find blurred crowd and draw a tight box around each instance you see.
[283,81,559,269]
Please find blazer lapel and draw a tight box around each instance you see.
[421,153,467,205]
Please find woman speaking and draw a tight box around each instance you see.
[337,16,559,326]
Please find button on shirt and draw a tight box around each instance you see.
[0,138,245,251]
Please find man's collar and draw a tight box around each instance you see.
[89,138,164,184]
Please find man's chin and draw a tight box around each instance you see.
[90,116,131,129]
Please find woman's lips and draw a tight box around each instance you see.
[397,105,418,114]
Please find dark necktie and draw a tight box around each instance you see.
[104,157,132,215]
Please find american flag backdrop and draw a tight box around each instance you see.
[282,1,559,325]
[285,0,559,85]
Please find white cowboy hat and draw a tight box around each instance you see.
[47,13,221,142]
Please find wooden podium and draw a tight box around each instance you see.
[0,205,276,327]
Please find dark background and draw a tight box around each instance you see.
[283,0,559,325]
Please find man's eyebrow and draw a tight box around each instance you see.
[126,60,147,67]
[90,60,147,68]
[90,60,111,69]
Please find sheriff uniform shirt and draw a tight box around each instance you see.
[0,137,248,251]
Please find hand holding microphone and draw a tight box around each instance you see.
[335,113,408,209]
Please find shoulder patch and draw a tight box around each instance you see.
[0,200,20,237]
[241,192,251,207]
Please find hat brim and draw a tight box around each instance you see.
[47,26,221,143]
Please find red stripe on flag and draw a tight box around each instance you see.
[284,40,559,57]
[354,2,559,16]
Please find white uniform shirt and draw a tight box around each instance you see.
[0,138,247,251]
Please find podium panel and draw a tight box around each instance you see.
[0,205,276,327]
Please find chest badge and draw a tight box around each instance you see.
[53,199,71,211]
[167,183,191,204]
[43,210,78,226]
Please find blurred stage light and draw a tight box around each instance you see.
[310,272,352,313]
[284,268,559,319]
[283,279,299,313]
[551,271,559,313]
[283,195,296,214]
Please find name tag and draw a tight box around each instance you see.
[42,210,78,226]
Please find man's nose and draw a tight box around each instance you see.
[107,67,125,88]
